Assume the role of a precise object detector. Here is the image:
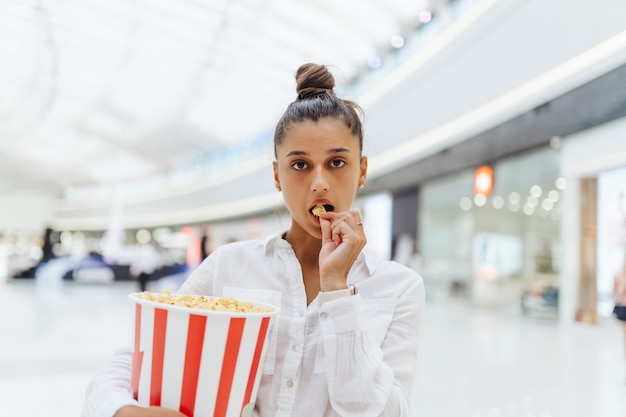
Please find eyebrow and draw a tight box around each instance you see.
[285,147,351,157]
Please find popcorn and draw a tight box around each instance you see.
[136,289,275,313]
[312,204,326,217]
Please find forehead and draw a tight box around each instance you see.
[278,118,359,154]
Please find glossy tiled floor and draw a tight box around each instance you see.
[1,278,624,417]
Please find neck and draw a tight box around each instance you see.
[284,228,321,267]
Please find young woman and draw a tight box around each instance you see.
[82,63,425,417]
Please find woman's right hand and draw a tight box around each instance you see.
[114,405,187,417]
[318,210,366,291]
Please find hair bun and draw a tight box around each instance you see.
[295,63,335,99]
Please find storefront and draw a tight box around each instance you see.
[420,145,562,315]
[597,166,626,316]
[554,115,626,323]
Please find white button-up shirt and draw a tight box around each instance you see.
[82,231,425,417]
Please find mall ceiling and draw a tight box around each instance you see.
[0,0,447,192]
[369,61,626,195]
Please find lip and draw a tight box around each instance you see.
[310,200,334,214]
[310,212,322,225]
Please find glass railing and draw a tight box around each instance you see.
[60,0,479,204]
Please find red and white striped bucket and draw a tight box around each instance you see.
[129,293,279,417]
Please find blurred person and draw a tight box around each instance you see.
[81,63,425,417]
[200,224,213,260]
[614,249,626,379]
[41,227,56,262]
[12,227,60,279]
[129,229,162,292]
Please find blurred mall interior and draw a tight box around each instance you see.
[1,0,626,416]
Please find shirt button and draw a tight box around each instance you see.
[286,379,294,388]
[320,312,328,320]
[299,311,305,318]
[291,344,298,351]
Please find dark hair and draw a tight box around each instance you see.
[273,63,364,156]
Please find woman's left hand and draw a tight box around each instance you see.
[318,210,366,291]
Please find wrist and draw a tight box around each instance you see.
[318,285,355,306]
[319,276,348,292]
[320,283,347,292]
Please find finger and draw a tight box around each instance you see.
[320,217,333,243]
[331,220,341,245]
[319,211,342,224]
[351,211,364,226]
[330,219,345,245]
[339,210,361,225]
[335,215,361,232]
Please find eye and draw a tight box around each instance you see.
[291,160,308,170]
[329,159,346,168]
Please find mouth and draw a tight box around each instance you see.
[310,203,334,217]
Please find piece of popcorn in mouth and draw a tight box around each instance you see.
[312,204,326,217]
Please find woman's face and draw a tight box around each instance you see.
[273,117,367,240]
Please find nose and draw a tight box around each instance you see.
[311,166,329,192]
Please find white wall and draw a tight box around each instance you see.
[0,190,56,235]
[560,115,626,323]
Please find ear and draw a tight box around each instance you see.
[358,156,368,188]
[273,161,281,191]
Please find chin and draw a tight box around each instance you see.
[307,227,323,240]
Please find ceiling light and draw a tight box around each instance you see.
[418,10,432,24]
[548,190,559,202]
[492,196,504,209]
[390,35,405,49]
[530,185,542,198]
[367,55,382,69]
[460,197,472,211]
[549,135,562,149]
[542,199,554,211]
[523,204,535,215]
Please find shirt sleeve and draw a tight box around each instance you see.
[318,272,425,417]
[81,347,137,417]
[178,251,216,295]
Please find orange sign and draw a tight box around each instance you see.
[474,165,494,196]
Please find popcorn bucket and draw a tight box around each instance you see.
[129,293,279,417]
